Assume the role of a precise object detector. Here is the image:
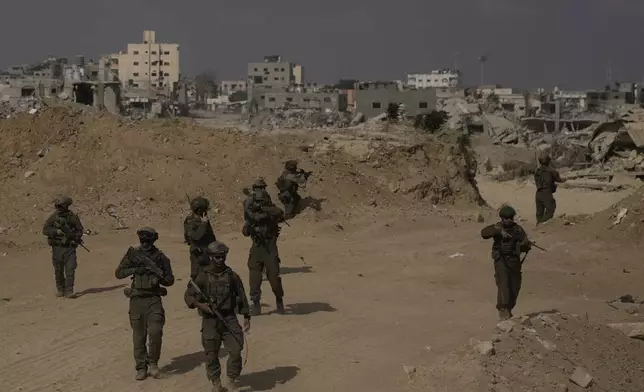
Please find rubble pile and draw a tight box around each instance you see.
[476,312,644,392]
[251,108,352,131]
[0,97,42,119]
[0,107,485,242]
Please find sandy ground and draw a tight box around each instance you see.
[1,182,642,392]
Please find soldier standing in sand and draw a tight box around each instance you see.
[534,152,563,224]
[481,205,532,320]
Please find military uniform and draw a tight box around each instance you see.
[243,193,285,315]
[115,227,175,380]
[184,197,217,279]
[481,206,531,320]
[42,195,84,297]
[534,153,562,224]
[184,242,250,392]
[275,160,309,219]
[243,178,273,224]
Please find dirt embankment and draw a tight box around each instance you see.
[0,107,483,243]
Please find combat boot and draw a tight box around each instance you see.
[64,289,75,299]
[211,378,225,392]
[135,369,147,381]
[227,376,240,392]
[56,290,65,298]
[251,300,261,316]
[276,297,285,315]
[498,308,510,321]
[148,363,161,378]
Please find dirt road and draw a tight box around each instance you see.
[2,184,643,392]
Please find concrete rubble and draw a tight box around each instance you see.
[0,97,42,119]
[251,108,352,131]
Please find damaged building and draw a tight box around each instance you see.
[354,81,437,119]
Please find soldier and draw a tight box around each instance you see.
[184,241,251,392]
[42,195,84,298]
[115,227,175,381]
[481,206,531,321]
[243,178,273,223]
[184,196,217,279]
[534,152,563,224]
[275,160,311,219]
[243,191,285,315]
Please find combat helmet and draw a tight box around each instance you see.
[284,160,298,170]
[54,195,73,208]
[252,178,267,189]
[498,205,516,219]
[206,241,229,256]
[190,196,210,212]
[538,152,551,165]
[137,227,159,242]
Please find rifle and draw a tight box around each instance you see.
[188,279,246,360]
[529,241,547,252]
[54,219,90,252]
[125,246,164,277]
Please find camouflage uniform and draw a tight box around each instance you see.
[184,197,217,279]
[42,195,84,297]
[275,160,309,219]
[481,206,531,320]
[115,227,175,380]
[243,192,285,315]
[534,153,563,224]
[243,178,273,224]
[184,242,250,392]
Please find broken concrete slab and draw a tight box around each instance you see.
[607,322,644,340]
[569,367,593,388]
[476,341,495,356]
[496,320,516,333]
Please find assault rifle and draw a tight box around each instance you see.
[529,241,547,252]
[125,246,164,277]
[54,219,90,252]
[188,279,245,350]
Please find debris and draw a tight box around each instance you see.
[401,365,416,380]
[23,171,35,179]
[569,367,593,388]
[476,341,495,356]
[37,146,49,158]
[607,323,644,340]
[496,320,515,333]
[555,384,568,392]
[613,208,628,225]
[448,252,464,259]
[536,337,557,351]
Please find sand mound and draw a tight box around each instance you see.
[478,312,644,392]
[0,107,483,240]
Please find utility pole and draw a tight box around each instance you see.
[478,55,487,86]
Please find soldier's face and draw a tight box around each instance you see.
[210,255,226,267]
[501,217,514,226]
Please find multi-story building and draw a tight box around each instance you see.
[219,80,247,96]
[354,81,437,119]
[247,55,294,88]
[407,69,460,89]
[103,30,179,93]
[262,91,347,111]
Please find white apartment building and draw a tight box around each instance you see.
[220,80,247,96]
[104,30,179,92]
[407,69,461,89]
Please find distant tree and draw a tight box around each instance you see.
[195,70,217,103]
[229,90,248,102]
[387,103,400,121]
[414,111,449,133]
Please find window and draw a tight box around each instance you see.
[164,62,170,66]
[164,73,170,77]
[145,51,148,54]
[260,95,265,100]
[286,97,293,102]
[152,72,157,77]
[133,51,139,55]
[274,77,279,81]
[151,83,156,87]
[268,97,276,102]
[133,62,139,66]
[164,51,170,55]
[323,97,331,103]
[263,68,268,72]
[303,98,310,102]
[372,102,382,109]
[133,72,140,77]
[418,101,428,109]
[254,68,258,71]
[132,83,139,87]
[274,68,279,71]
[253,76,262,83]
[152,61,158,65]
[151,51,157,55]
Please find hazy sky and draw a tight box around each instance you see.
[0,0,641,89]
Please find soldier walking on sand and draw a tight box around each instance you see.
[184,241,251,392]
[115,227,175,381]
[42,195,84,298]
[184,197,217,279]
[243,192,286,315]
[481,206,532,321]
[534,152,563,224]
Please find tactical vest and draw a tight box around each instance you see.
[535,167,556,193]
[131,250,162,291]
[492,227,521,259]
[204,270,235,312]
[48,213,75,247]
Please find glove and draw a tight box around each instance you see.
[242,225,251,237]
